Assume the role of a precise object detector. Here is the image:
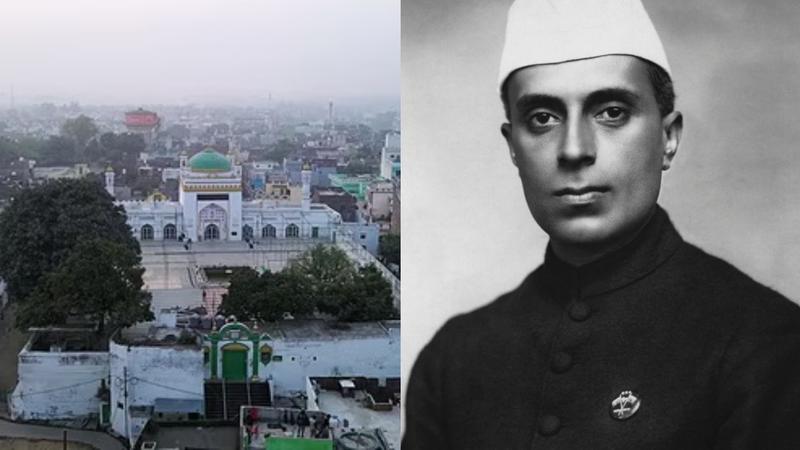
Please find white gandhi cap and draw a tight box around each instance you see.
[498,0,671,91]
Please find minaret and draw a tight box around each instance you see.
[179,150,188,169]
[104,166,115,197]
[301,161,312,210]
[327,99,334,125]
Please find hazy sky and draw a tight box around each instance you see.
[0,0,399,105]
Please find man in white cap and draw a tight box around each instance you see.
[404,0,800,448]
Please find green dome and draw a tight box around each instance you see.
[188,148,232,172]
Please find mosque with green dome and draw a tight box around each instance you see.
[111,147,341,243]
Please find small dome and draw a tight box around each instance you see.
[188,148,232,172]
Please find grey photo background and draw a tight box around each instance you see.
[401,0,800,400]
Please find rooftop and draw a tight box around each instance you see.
[114,324,200,347]
[259,320,399,342]
[27,328,108,352]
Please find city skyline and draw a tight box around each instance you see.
[0,0,400,105]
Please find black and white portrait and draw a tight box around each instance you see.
[401,0,800,447]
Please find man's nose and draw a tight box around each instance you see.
[557,118,596,168]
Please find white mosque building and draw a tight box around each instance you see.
[108,148,342,243]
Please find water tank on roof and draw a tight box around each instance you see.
[337,431,382,450]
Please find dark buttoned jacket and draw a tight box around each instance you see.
[404,207,800,449]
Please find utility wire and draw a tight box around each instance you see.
[129,377,203,398]
[10,377,106,398]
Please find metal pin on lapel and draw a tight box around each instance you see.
[610,391,641,420]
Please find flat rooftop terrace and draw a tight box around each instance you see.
[260,320,400,342]
[316,390,399,449]
[140,240,329,290]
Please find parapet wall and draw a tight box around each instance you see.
[9,346,109,420]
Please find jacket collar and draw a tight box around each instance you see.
[541,205,683,299]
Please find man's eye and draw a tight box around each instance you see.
[529,112,558,127]
[597,107,628,122]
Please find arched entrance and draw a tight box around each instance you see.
[221,343,248,380]
[242,225,253,240]
[199,203,227,241]
[204,224,220,241]
[140,225,154,240]
[163,224,177,240]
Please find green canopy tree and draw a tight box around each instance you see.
[41,135,77,165]
[218,268,261,320]
[16,239,153,336]
[286,245,357,316]
[337,264,397,321]
[221,245,396,323]
[0,178,138,304]
[220,269,313,322]
[379,234,400,267]
[60,115,98,156]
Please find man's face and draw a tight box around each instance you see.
[502,55,681,254]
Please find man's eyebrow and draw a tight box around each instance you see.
[514,94,563,116]
[585,88,642,108]
[513,88,642,116]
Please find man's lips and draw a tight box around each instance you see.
[553,186,610,196]
[553,186,610,205]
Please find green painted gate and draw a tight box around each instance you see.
[222,344,248,380]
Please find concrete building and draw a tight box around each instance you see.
[117,148,341,243]
[109,326,204,447]
[124,109,161,151]
[328,174,381,202]
[366,180,394,224]
[313,187,358,223]
[311,158,338,188]
[379,132,400,180]
[32,163,92,181]
[10,318,399,447]
[391,177,400,235]
[340,222,380,256]
[9,329,109,421]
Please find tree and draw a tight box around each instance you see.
[287,245,396,321]
[16,239,153,335]
[0,178,138,304]
[41,135,76,165]
[286,245,357,316]
[220,269,312,322]
[337,264,397,321]
[218,268,261,320]
[264,139,298,162]
[60,115,98,156]
[379,234,400,267]
[221,245,397,323]
[99,132,145,167]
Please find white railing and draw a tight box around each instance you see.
[336,229,400,311]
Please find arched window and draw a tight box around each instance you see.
[204,224,220,241]
[163,224,177,240]
[242,225,253,240]
[262,224,276,238]
[285,223,299,238]
[140,225,154,240]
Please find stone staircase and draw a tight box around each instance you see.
[204,380,271,421]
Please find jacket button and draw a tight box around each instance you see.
[538,415,561,436]
[568,301,591,321]
[551,351,572,373]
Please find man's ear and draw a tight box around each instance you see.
[501,122,517,167]
[661,111,682,171]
